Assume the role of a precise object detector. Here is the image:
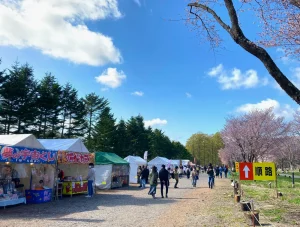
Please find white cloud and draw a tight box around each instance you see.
[131,91,144,96]
[133,0,141,6]
[207,64,267,89]
[95,68,126,88]
[236,98,295,119]
[144,118,167,128]
[186,92,192,98]
[0,0,122,66]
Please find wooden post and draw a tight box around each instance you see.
[292,172,295,188]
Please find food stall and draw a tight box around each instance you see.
[0,144,57,207]
[124,156,147,184]
[94,152,129,189]
[57,151,94,196]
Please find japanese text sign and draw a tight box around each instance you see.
[238,162,276,181]
[239,162,254,180]
[253,162,276,181]
[0,145,57,164]
[235,162,239,172]
[57,151,94,164]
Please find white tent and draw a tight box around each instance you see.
[182,160,190,166]
[148,156,169,170]
[124,156,147,184]
[38,138,89,152]
[0,134,45,149]
[169,160,180,167]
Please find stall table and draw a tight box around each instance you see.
[62,181,88,196]
[0,197,26,209]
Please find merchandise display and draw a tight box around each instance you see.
[0,144,57,207]
[57,150,94,196]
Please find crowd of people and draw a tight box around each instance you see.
[136,163,230,199]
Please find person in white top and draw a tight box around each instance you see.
[86,163,95,198]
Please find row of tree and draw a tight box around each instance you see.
[219,108,300,170]
[186,133,223,166]
[0,60,192,160]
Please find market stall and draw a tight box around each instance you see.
[148,156,169,170]
[56,150,94,196]
[38,138,89,153]
[94,152,129,189]
[124,156,147,184]
[0,144,57,207]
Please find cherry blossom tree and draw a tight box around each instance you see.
[187,0,300,104]
[220,108,290,163]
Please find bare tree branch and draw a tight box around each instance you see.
[189,0,300,104]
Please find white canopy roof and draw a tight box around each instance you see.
[38,138,89,153]
[148,156,169,166]
[169,159,180,166]
[0,134,45,149]
[124,156,147,165]
[182,160,190,166]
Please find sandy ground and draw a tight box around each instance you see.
[0,174,279,227]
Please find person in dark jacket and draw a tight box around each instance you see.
[144,166,150,184]
[140,166,147,189]
[159,164,169,198]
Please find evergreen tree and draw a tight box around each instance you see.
[92,107,116,152]
[126,115,149,157]
[114,119,129,157]
[60,83,86,138]
[0,62,38,134]
[35,74,61,138]
[84,93,109,150]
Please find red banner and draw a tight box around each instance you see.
[57,151,94,164]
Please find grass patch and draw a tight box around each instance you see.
[288,197,300,205]
[262,208,284,222]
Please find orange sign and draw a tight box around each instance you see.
[57,151,94,164]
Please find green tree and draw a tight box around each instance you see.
[126,115,149,157]
[84,93,109,150]
[35,74,62,138]
[114,119,129,158]
[60,83,87,138]
[0,62,38,134]
[92,107,116,152]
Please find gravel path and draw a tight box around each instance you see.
[0,176,211,227]
[0,174,270,227]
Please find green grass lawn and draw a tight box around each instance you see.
[236,176,300,225]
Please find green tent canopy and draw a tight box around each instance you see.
[94,152,129,165]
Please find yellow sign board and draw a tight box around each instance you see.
[253,162,276,181]
[235,162,239,172]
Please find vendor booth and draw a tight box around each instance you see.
[0,144,57,207]
[94,152,129,189]
[148,156,169,170]
[38,138,89,153]
[124,156,147,184]
[168,160,180,169]
[56,150,94,196]
[0,134,45,149]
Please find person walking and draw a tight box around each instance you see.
[137,166,142,186]
[86,163,95,198]
[159,165,169,198]
[174,166,179,188]
[148,166,158,199]
[145,166,150,184]
[207,164,214,189]
[191,168,198,187]
[219,166,223,179]
[224,166,228,178]
[215,165,220,178]
[140,166,147,189]
[186,167,191,179]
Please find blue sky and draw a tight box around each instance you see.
[0,0,299,144]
